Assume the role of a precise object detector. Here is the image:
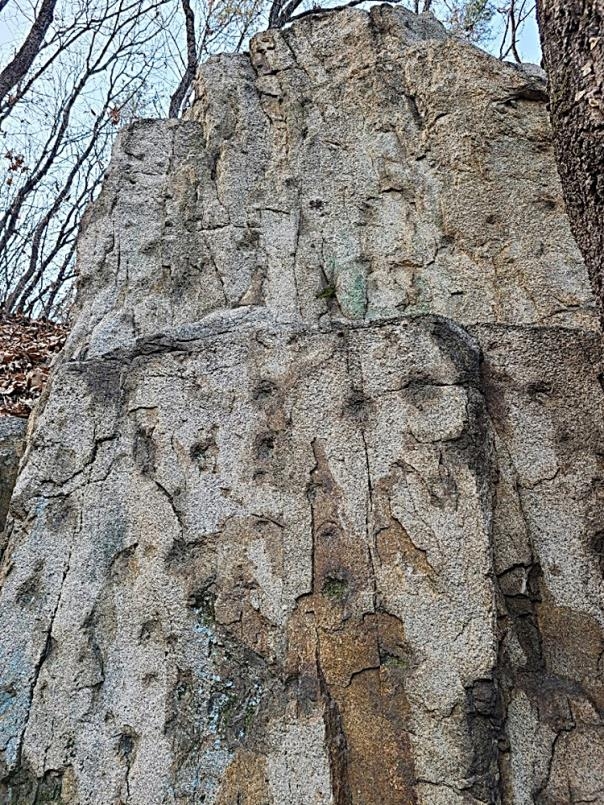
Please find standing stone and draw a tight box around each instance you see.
[0,7,602,804]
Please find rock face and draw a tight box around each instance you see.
[0,416,26,533]
[1,6,603,804]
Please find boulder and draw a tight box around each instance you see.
[1,7,602,803]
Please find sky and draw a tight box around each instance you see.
[0,1,543,66]
[523,15,542,64]
[492,7,542,65]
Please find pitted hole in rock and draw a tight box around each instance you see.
[317,522,341,542]
[591,531,604,576]
[343,391,373,423]
[255,432,275,462]
[535,193,557,211]
[236,226,261,249]
[252,379,277,402]
[15,561,44,608]
[117,730,137,761]
[321,575,349,602]
[405,94,424,130]
[138,618,161,644]
[525,381,553,403]
[190,426,219,473]
[133,425,156,476]
[109,542,138,583]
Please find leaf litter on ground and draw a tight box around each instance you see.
[0,314,68,418]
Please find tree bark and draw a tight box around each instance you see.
[536,0,604,322]
[168,0,198,118]
[0,0,57,105]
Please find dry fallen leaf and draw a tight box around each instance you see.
[0,314,68,418]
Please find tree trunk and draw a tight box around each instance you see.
[536,0,604,321]
[0,0,57,105]
[168,0,198,118]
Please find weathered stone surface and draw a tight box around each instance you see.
[0,416,26,534]
[1,6,603,804]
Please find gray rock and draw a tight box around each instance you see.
[518,61,547,81]
[0,416,26,535]
[0,6,602,804]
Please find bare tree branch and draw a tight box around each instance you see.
[0,0,58,103]
[168,0,197,118]
[0,0,174,315]
[269,0,305,29]
[283,0,399,28]
[509,0,522,62]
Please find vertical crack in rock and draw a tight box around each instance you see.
[464,678,506,803]
[478,326,604,804]
[317,658,353,805]
[1,537,74,803]
[288,437,418,804]
[0,417,27,540]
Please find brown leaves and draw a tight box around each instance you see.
[0,314,68,417]
[5,151,26,172]
[4,150,28,186]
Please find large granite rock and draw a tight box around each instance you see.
[1,6,603,804]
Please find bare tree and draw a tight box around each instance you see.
[268,0,535,58]
[169,0,198,117]
[497,0,536,62]
[168,0,265,117]
[536,0,604,324]
[0,0,176,317]
[0,0,266,318]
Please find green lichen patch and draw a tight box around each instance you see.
[322,577,349,601]
[315,284,337,300]
[335,266,367,320]
[209,677,264,744]
[382,653,409,672]
[188,583,216,626]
